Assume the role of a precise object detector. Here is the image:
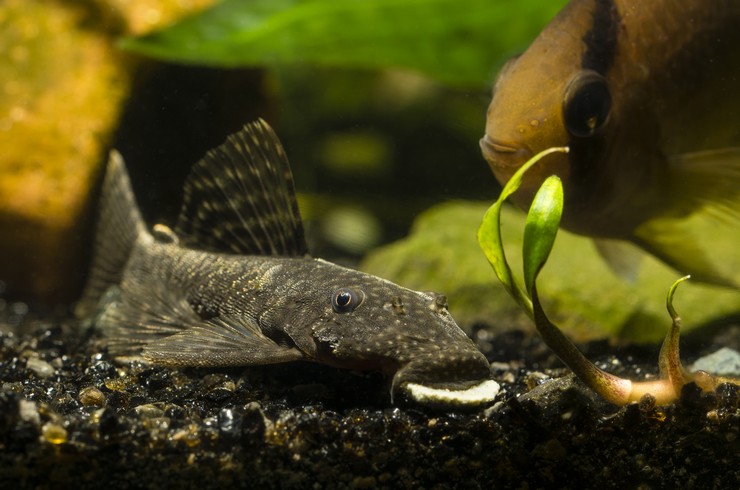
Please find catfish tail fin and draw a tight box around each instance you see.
[75,151,147,318]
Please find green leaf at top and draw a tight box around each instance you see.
[119,0,567,88]
[522,175,563,296]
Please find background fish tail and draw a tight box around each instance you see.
[75,151,147,318]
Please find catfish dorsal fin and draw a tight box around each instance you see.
[75,151,147,319]
[175,119,308,257]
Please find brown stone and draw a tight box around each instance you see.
[0,0,216,304]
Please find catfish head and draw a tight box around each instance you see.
[255,258,499,407]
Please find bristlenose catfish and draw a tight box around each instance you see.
[76,119,498,407]
[481,0,740,286]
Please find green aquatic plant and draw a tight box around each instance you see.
[478,147,739,405]
[119,0,566,89]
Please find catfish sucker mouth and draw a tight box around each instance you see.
[392,350,497,407]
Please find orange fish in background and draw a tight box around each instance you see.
[481,0,740,286]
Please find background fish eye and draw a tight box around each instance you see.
[562,70,611,137]
[331,287,365,313]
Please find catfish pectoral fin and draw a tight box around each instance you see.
[142,316,305,367]
[100,288,305,366]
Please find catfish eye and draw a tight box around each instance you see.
[331,288,364,313]
[563,70,611,137]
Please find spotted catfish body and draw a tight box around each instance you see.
[76,120,498,407]
[482,0,740,285]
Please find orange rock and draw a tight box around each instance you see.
[102,0,216,36]
[0,0,215,304]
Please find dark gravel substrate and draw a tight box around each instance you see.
[1,303,738,489]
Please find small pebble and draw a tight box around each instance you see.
[42,422,68,445]
[26,356,54,378]
[352,476,377,489]
[104,377,130,391]
[134,403,165,418]
[19,399,40,425]
[691,348,740,377]
[79,386,106,407]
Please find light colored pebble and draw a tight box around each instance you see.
[19,399,40,425]
[691,347,740,377]
[78,386,106,407]
[26,356,54,378]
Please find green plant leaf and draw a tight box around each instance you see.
[666,275,691,321]
[119,0,567,88]
[522,175,563,296]
[477,147,568,316]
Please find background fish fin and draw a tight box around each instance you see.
[669,147,740,220]
[593,238,643,283]
[632,218,738,288]
[175,119,308,257]
[98,281,304,366]
[75,151,147,319]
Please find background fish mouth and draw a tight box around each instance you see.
[479,135,531,167]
